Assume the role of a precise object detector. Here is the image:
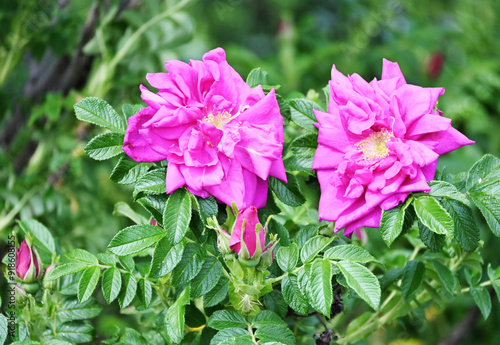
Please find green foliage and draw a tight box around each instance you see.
[74,97,126,133]
[4,1,500,343]
[268,174,305,207]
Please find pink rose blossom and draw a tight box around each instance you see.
[123,48,286,209]
[313,59,474,237]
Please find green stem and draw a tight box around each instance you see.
[0,189,37,233]
[461,280,493,293]
[109,0,191,71]
[337,245,460,344]
[247,323,257,343]
[0,21,26,86]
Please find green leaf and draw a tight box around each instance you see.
[204,276,229,308]
[300,236,334,264]
[110,155,150,184]
[465,154,500,191]
[84,132,124,160]
[120,328,148,344]
[150,238,185,278]
[96,253,117,266]
[401,260,425,300]
[324,245,378,264]
[164,188,192,244]
[413,196,454,235]
[77,266,101,303]
[468,171,500,193]
[253,310,287,328]
[289,98,320,131]
[56,322,93,343]
[118,273,137,309]
[0,314,7,345]
[282,275,309,315]
[268,218,291,247]
[269,174,305,207]
[468,192,500,237]
[165,287,190,344]
[307,258,333,317]
[57,298,103,324]
[491,280,500,305]
[283,152,315,175]
[418,221,445,252]
[101,267,122,303]
[246,68,269,88]
[133,169,167,198]
[43,339,72,344]
[263,290,288,318]
[431,260,456,294]
[18,219,55,254]
[380,198,412,247]
[197,196,218,226]
[429,180,472,207]
[113,201,145,225]
[137,194,168,224]
[487,263,500,281]
[276,93,291,123]
[210,328,252,345]
[440,199,479,251]
[45,263,88,281]
[65,249,98,265]
[289,132,318,151]
[122,104,145,120]
[276,243,300,272]
[137,278,153,308]
[284,133,318,175]
[470,286,492,319]
[255,325,296,345]
[295,225,319,248]
[118,255,135,272]
[74,97,126,133]
[191,256,223,298]
[336,261,380,310]
[208,310,247,330]
[172,242,206,286]
[185,304,206,329]
[108,224,166,256]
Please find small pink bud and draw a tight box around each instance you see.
[15,240,42,283]
[229,206,265,258]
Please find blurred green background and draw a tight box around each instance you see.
[1,0,499,344]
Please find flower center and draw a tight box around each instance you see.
[355,128,393,160]
[203,105,249,129]
[204,111,233,129]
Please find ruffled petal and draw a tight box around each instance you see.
[123,107,169,162]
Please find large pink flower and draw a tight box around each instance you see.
[313,59,474,237]
[123,48,286,209]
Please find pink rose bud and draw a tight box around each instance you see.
[16,240,42,283]
[229,206,267,266]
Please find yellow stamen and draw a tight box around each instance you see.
[204,111,233,129]
[203,105,249,129]
[355,128,393,160]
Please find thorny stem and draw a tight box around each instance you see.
[337,245,470,344]
[247,323,257,343]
